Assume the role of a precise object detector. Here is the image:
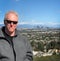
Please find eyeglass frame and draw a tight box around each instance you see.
[4,20,18,24]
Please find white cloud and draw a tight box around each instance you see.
[47,22,60,25]
[18,20,44,25]
[18,21,60,26]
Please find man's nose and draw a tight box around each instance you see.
[10,22,14,25]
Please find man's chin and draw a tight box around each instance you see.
[9,30,14,33]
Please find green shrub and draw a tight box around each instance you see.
[33,54,60,61]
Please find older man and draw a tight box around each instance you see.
[0,11,33,61]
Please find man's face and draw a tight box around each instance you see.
[4,13,18,33]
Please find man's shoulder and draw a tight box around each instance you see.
[0,27,3,33]
[16,29,28,40]
[0,27,4,37]
[0,27,2,30]
[16,29,23,36]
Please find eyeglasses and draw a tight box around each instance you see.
[5,20,18,24]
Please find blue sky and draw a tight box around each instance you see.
[0,0,60,27]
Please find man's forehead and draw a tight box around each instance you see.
[5,12,18,20]
[5,11,18,18]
